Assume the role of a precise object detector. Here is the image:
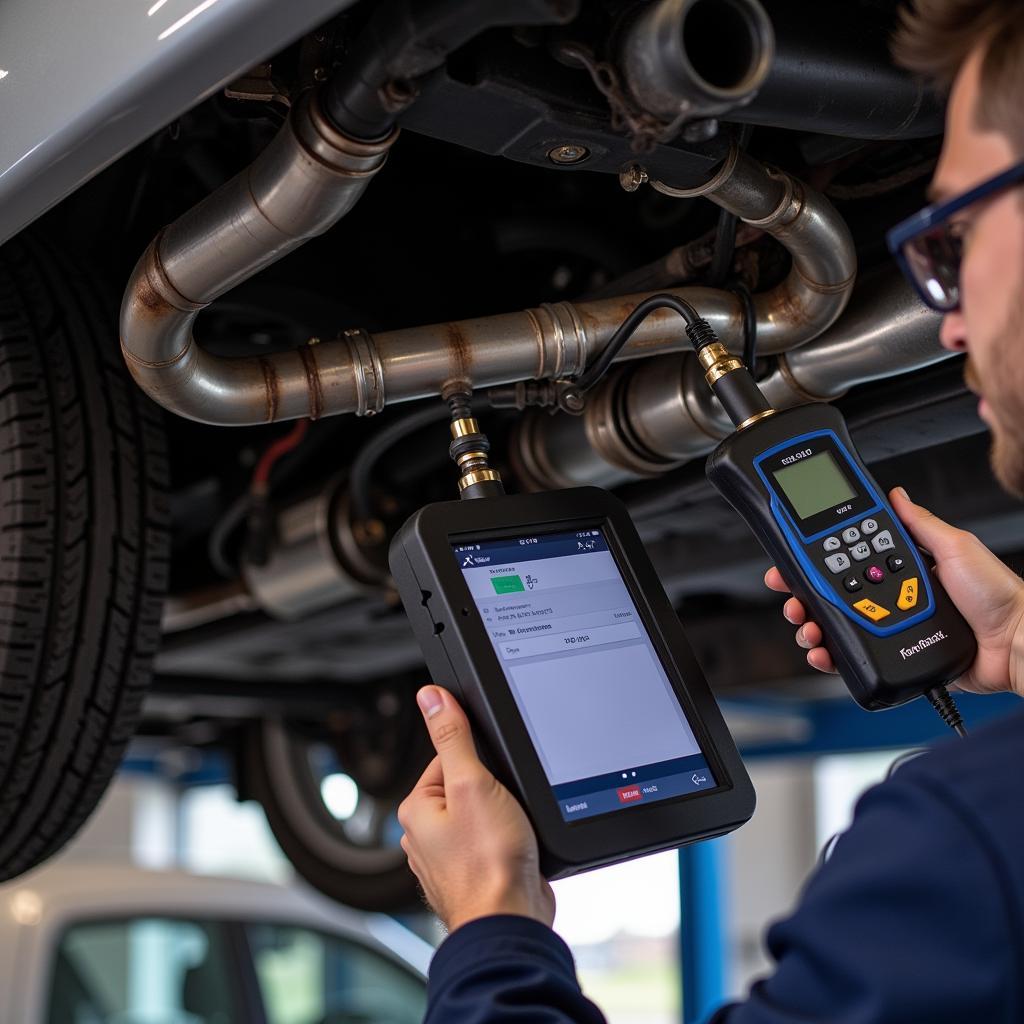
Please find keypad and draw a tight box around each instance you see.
[808,511,924,629]
[824,553,851,574]
[871,530,894,553]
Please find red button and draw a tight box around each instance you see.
[617,786,643,804]
[865,565,885,584]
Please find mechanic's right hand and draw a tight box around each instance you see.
[398,685,555,934]
[765,486,1024,697]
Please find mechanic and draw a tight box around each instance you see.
[397,1,1024,1020]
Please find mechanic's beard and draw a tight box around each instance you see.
[976,293,1024,498]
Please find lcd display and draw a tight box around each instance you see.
[454,528,716,822]
[772,451,857,520]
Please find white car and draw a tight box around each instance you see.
[0,865,431,1024]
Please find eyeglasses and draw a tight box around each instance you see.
[886,160,1024,313]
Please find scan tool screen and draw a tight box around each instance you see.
[454,527,717,822]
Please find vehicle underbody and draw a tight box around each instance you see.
[2,0,1021,908]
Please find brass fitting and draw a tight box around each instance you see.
[697,342,746,388]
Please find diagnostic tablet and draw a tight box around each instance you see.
[390,487,754,877]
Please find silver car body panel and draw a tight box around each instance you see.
[0,0,357,247]
[0,864,433,1021]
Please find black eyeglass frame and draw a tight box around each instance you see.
[886,160,1024,312]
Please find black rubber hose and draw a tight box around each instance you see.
[349,403,453,521]
[731,0,944,140]
[323,0,580,140]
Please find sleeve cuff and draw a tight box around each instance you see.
[430,914,578,987]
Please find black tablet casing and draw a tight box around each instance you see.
[389,486,754,878]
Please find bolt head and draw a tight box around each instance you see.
[619,163,648,192]
[560,387,586,414]
[548,143,590,165]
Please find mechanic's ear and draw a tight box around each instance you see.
[416,686,481,779]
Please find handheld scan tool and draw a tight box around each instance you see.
[707,403,976,714]
[389,397,753,878]
[665,296,978,727]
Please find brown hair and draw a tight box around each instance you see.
[892,0,1024,155]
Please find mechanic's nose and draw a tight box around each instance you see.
[939,309,968,352]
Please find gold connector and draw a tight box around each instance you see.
[697,342,746,387]
[737,409,777,431]
[458,468,503,491]
[697,342,729,372]
[456,450,489,469]
[450,417,480,439]
[705,357,745,387]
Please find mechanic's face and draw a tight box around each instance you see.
[934,46,1024,497]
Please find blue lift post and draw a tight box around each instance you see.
[679,837,730,1024]
[677,691,1022,1022]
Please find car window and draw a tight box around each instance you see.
[245,923,427,1024]
[47,917,239,1024]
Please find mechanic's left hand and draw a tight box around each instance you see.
[398,685,555,933]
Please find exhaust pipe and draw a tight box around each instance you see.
[121,140,853,426]
[622,0,775,123]
[121,90,397,426]
[513,273,951,489]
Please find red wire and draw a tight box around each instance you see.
[251,419,309,492]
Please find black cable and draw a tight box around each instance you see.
[349,403,454,522]
[705,125,753,289]
[574,293,706,393]
[926,685,968,738]
[706,210,738,289]
[734,281,758,372]
[208,493,252,579]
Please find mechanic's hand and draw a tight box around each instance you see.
[398,685,555,933]
[765,487,1024,697]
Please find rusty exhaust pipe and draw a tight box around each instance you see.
[121,138,854,427]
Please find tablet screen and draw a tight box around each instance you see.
[454,527,717,822]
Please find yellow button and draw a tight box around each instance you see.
[853,599,891,622]
[897,577,919,611]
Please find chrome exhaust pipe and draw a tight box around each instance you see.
[622,0,775,123]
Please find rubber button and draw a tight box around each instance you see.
[853,599,891,622]
[822,536,841,552]
[842,527,861,544]
[861,518,878,535]
[887,554,906,573]
[843,575,862,593]
[825,553,851,574]
[897,577,919,611]
[849,541,871,561]
[871,530,895,553]
[865,565,885,584]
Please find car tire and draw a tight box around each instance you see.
[244,717,424,913]
[0,235,170,879]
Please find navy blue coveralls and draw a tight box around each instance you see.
[424,707,1024,1023]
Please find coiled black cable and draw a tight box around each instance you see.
[927,685,968,737]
